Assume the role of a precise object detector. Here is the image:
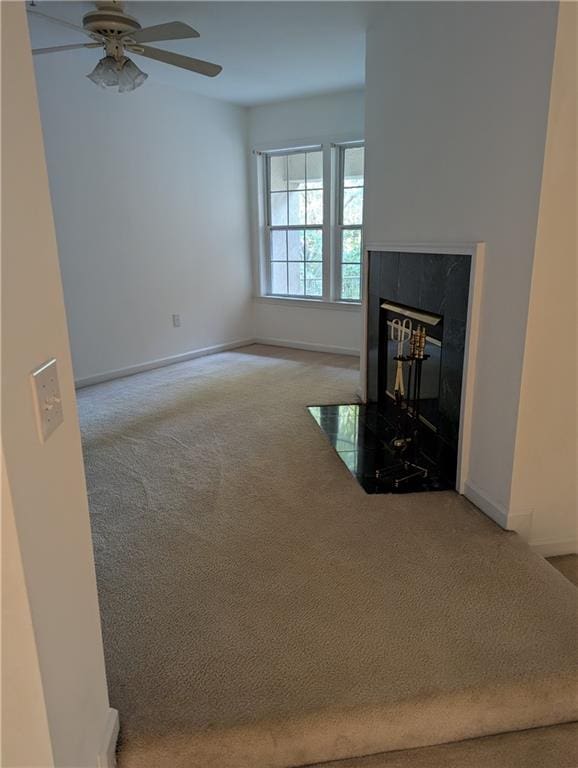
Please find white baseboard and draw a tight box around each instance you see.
[75,339,254,388]
[464,483,578,555]
[97,708,119,768]
[463,482,536,540]
[531,539,578,557]
[506,510,535,541]
[76,337,361,388]
[254,337,360,357]
[463,481,509,529]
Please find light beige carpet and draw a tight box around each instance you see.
[309,722,578,768]
[549,555,578,587]
[78,345,578,768]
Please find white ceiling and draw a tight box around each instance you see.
[27,1,369,106]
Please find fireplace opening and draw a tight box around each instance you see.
[368,298,460,492]
[308,250,471,495]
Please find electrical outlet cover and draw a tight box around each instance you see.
[31,358,63,442]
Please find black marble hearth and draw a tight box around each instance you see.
[309,250,471,495]
[308,403,452,494]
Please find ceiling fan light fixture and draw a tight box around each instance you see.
[118,57,148,92]
[87,55,147,92]
[87,55,120,88]
[31,5,222,86]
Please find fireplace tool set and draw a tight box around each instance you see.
[375,320,431,489]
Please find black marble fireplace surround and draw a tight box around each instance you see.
[309,251,471,494]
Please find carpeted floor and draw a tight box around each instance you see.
[78,345,578,768]
[309,722,578,767]
[549,555,578,586]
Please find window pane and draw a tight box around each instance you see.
[288,191,305,225]
[342,229,361,262]
[341,277,361,301]
[306,279,322,297]
[305,229,322,261]
[306,261,322,280]
[343,147,364,188]
[288,153,306,191]
[287,230,304,261]
[270,192,288,225]
[306,151,323,189]
[270,155,287,192]
[342,262,361,280]
[271,262,287,294]
[271,230,287,261]
[343,188,363,225]
[288,262,305,295]
[306,190,323,225]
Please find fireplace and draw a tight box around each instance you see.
[309,249,475,494]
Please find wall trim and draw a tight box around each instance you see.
[506,509,535,541]
[252,129,364,155]
[75,337,360,389]
[531,539,578,558]
[97,708,119,768]
[463,481,509,529]
[364,240,484,256]
[254,296,361,312]
[463,483,577,556]
[75,339,254,389]
[254,337,360,357]
[464,482,537,544]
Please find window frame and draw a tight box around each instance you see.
[335,141,365,303]
[257,138,364,306]
[264,146,325,300]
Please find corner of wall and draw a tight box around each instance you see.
[2,3,113,764]
[96,709,120,768]
[508,2,577,556]
[1,454,55,768]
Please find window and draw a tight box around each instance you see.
[338,146,364,301]
[267,149,324,298]
[261,142,364,303]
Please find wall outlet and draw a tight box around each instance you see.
[172,314,181,328]
[31,358,63,443]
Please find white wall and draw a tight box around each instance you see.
[365,3,558,521]
[2,455,54,768]
[509,4,577,554]
[34,51,254,384]
[2,3,113,765]
[249,90,364,355]
[249,89,364,148]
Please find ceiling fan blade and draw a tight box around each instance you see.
[32,42,102,56]
[125,22,200,44]
[128,45,222,78]
[27,9,103,41]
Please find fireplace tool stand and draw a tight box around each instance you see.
[376,324,431,490]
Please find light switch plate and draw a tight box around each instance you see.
[31,358,63,442]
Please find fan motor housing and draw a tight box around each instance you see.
[83,3,141,37]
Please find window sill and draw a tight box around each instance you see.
[254,296,362,311]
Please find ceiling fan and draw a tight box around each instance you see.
[28,1,223,92]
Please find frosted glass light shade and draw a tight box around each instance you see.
[87,56,120,88]
[118,58,148,92]
[87,56,148,92]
